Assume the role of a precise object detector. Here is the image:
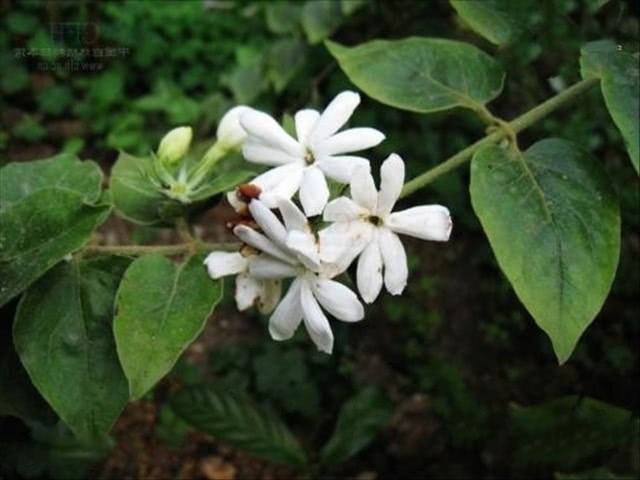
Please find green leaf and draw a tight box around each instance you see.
[267,38,307,92]
[470,139,620,363]
[171,385,307,467]
[580,40,639,173]
[0,153,103,207]
[302,0,343,44]
[321,387,393,465]
[326,38,505,113]
[36,85,74,116]
[113,254,222,400]
[13,257,131,439]
[190,169,256,202]
[510,396,639,470]
[265,1,302,35]
[450,0,530,46]
[0,189,111,307]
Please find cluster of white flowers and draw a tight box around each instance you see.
[205,91,452,353]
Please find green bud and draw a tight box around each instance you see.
[157,126,192,165]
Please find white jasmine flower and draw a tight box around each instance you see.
[216,105,253,151]
[239,91,385,216]
[157,126,192,165]
[320,153,452,303]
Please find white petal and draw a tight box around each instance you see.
[277,197,308,232]
[314,128,385,157]
[318,221,373,264]
[309,91,360,144]
[233,225,294,264]
[387,205,452,241]
[357,236,383,303]
[295,109,320,145]
[350,165,377,211]
[286,230,320,271]
[240,110,304,157]
[323,197,369,222]
[243,139,300,166]
[378,228,408,295]
[257,279,281,314]
[269,278,303,341]
[226,190,247,214]
[300,280,334,354]
[299,166,329,217]
[204,251,248,279]
[249,255,298,279]
[316,155,370,183]
[252,163,304,208]
[311,278,364,322]
[235,273,262,311]
[248,199,287,246]
[217,105,252,150]
[377,153,404,216]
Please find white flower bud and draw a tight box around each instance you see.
[157,126,192,165]
[216,106,252,151]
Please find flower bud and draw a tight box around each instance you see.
[216,106,252,151]
[157,126,192,165]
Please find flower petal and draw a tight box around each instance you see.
[252,163,304,208]
[269,278,303,341]
[233,225,294,264]
[378,228,408,295]
[318,221,372,264]
[204,251,249,279]
[300,280,334,354]
[350,165,378,211]
[316,155,370,184]
[387,205,452,241]
[377,153,404,216]
[217,105,252,150]
[277,197,308,232]
[248,199,287,246]
[323,197,369,222]
[257,279,281,314]
[309,91,360,144]
[249,255,298,279]
[314,128,385,157]
[357,235,383,303]
[226,190,248,214]
[295,109,320,145]
[311,278,364,322]
[235,272,262,311]
[240,109,304,157]
[243,139,300,166]
[286,230,320,271]
[299,166,329,217]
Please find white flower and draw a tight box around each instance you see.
[157,126,192,165]
[217,105,253,151]
[319,153,452,303]
[239,91,385,216]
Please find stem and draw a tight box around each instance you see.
[400,77,599,198]
[79,242,239,258]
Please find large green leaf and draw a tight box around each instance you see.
[470,139,620,363]
[580,40,639,173]
[0,153,103,207]
[171,386,307,467]
[301,0,343,44]
[326,38,505,113]
[450,0,530,46]
[320,387,393,465]
[113,254,222,400]
[13,257,131,439]
[0,188,111,307]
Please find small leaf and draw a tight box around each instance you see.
[326,38,504,113]
[470,139,620,363]
[450,0,530,46]
[580,40,639,173]
[267,38,307,93]
[265,1,302,35]
[113,254,222,400]
[190,169,256,202]
[171,385,307,467]
[321,387,393,465]
[13,257,131,439]
[0,153,103,207]
[302,0,343,44]
[0,189,111,307]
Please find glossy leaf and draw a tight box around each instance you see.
[0,188,111,307]
[13,257,131,439]
[321,387,393,465]
[302,0,343,44]
[580,40,639,173]
[326,38,505,113]
[450,0,530,46]
[0,153,103,207]
[113,254,222,400]
[470,139,620,363]
[171,386,307,467]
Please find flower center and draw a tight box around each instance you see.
[304,149,315,165]
[368,215,383,226]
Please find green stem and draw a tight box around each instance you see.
[400,77,599,198]
[79,242,239,258]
